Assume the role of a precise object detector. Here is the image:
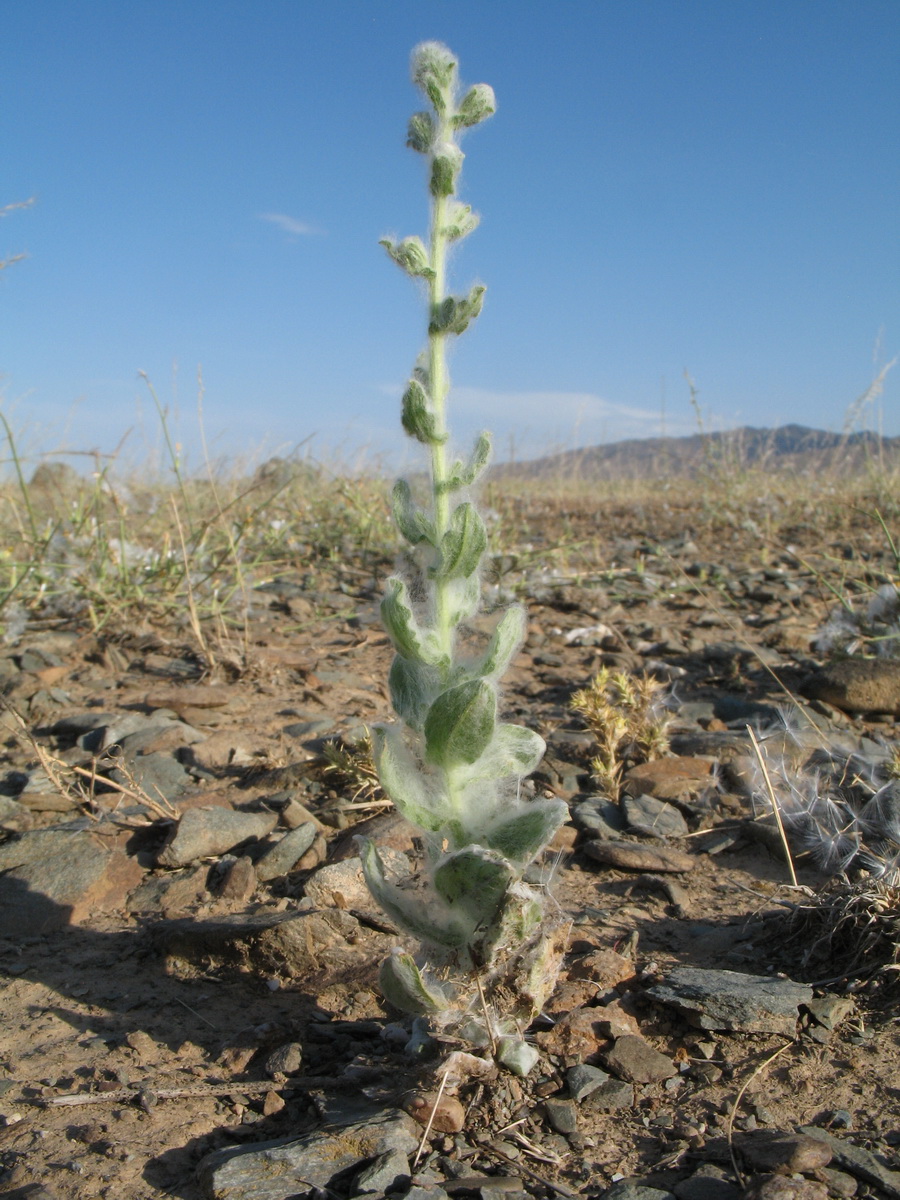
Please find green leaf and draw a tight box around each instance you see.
[379,951,451,1016]
[453,83,496,129]
[482,798,567,864]
[442,201,480,242]
[461,723,546,782]
[433,846,514,928]
[434,502,486,580]
[381,577,446,666]
[358,837,469,948]
[401,379,447,445]
[424,679,496,769]
[470,605,525,680]
[477,881,544,967]
[392,479,435,546]
[372,724,448,833]
[380,236,435,279]
[406,110,435,154]
[411,41,457,113]
[429,143,464,198]
[444,574,480,626]
[388,654,438,729]
[429,286,485,336]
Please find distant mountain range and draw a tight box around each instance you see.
[491,424,900,481]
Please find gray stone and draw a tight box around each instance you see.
[572,796,626,839]
[798,1127,900,1200]
[622,794,689,838]
[566,1063,610,1102]
[543,1097,578,1134]
[197,1108,418,1200]
[673,1165,741,1200]
[110,751,192,803]
[304,849,409,910]
[263,1042,303,1078]
[0,795,31,829]
[353,1147,411,1194]
[603,1035,676,1084]
[584,839,695,873]
[157,806,277,867]
[585,1079,634,1110]
[648,967,813,1035]
[601,1184,675,1200]
[0,830,143,935]
[254,823,318,882]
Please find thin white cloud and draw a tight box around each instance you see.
[258,212,323,238]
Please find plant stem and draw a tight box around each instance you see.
[428,187,453,661]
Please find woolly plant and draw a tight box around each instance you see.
[357,42,568,1073]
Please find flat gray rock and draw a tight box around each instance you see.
[572,795,626,839]
[254,823,318,881]
[622,794,689,838]
[648,967,812,1035]
[110,751,192,803]
[567,1063,610,1102]
[157,806,277,867]
[197,1108,417,1200]
[602,1184,675,1200]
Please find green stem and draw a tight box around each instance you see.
[429,187,453,662]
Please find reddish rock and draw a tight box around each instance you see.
[736,1132,833,1175]
[623,757,716,800]
[567,947,636,989]
[0,831,144,935]
[404,1092,466,1133]
[218,856,257,903]
[536,1006,609,1061]
[584,839,696,873]
[742,1175,829,1200]
[603,1034,677,1083]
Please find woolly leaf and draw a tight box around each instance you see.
[411,41,457,113]
[461,723,546,783]
[477,881,544,967]
[424,679,496,769]
[430,143,464,198]
[433,846,514,928]
[442,201,480,242]
[379,951,451,1015]
[372,724,449,833]
[381,577,446,666]
[470,604,525,680]
[401,379,447,445]
[406,110,435,154]
[444,574,481,626]
[435,502,486,580]
[453,83,496,129]
[388,654,438,729]
[429,286,485,336]
[482,798,567,864]
[392,479,435,546]
[380,236,435,279]
[358,837,468,948]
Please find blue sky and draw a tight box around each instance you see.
[2,1,898,476]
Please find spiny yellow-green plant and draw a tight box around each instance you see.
[357,42,567,1075]
[570,668,672,798]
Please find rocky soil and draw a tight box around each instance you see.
[0,496,898,1200]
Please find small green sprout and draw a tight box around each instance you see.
[359,42,568,1068]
